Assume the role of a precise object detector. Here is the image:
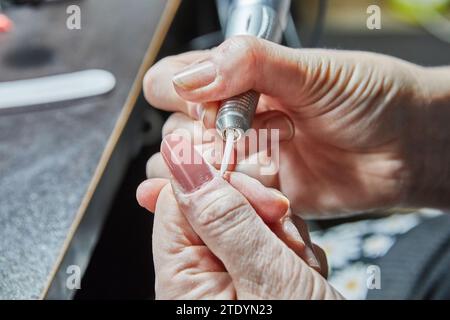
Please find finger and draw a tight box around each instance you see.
[146,152,171,179]
[143,51,211,119]
[152,182,231,299]
[172,36,310,105]
[136,178,169,212]
[224,171,289,223]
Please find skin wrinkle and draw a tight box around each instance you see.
[297,264,316,299]
[338,80,384,144]
[183,191,249,233]
[340,66,378,119]
[317,64,359,116]
[294,55,324,105]
[299,65,351,119]
[169,254,202,276]
[333,64,374,118]
[188,274,234,299]
[171,246,221,273]
[233,225,282,288]
[283,250,319,299]
[297,57,334,109]
[302,64,341,111]
[321,73,386,149]
[179,183,287,284]
[167,272,214,300]
[235,239,287,299]
[277,250,303,298]
[204,202,253,240]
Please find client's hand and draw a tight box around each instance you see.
[137,134,342,299]
[144,36,449,217]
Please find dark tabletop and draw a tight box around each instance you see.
[0,0,178,299]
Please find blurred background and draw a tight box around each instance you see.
[1,0,449,300]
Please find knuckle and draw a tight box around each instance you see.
[194,189,251,234]
[196,191,235,225]
[218,35,260,71]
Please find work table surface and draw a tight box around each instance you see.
[0,0,177,299]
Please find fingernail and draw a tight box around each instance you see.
[161,134,214,193]
[136,180,152,209]
[270,189,290,207]
[188,104,204,120]
[265,115,295,140]
[283,218,321,270]
[173,61,216,90]
[282,219,302,242]
[305,247,321,270]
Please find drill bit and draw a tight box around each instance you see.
[220,130,235,177]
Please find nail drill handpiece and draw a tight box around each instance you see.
[216,0,291,175]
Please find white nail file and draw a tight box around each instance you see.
[0,69,116,111]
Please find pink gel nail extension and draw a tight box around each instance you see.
[161,134,214,193]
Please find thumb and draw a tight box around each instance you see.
[172,36,310,107]
[160,134,342,299]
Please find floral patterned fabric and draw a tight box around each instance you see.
[310,208,444,300]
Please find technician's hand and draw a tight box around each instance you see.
[137,134,341,299]
[144,35,449,217]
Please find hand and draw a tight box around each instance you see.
[137,134,342,299]
[144,36,450,217]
